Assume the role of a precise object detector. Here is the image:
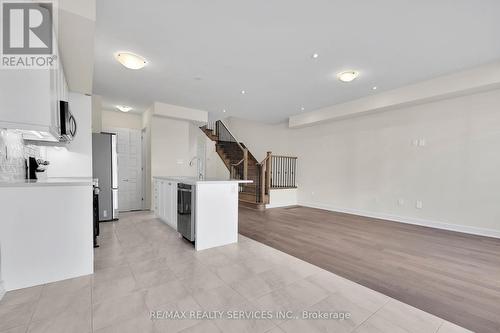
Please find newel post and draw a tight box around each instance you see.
[266,152,272,196]
[243,148,248,180]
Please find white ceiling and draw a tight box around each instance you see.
[93,0,500,123]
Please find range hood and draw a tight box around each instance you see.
[19,130,60,143]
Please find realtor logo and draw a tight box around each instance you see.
[1,1,57,68]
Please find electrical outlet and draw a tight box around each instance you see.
[398,199,405,206]
[103,210,108,218]
[416,200,423,209]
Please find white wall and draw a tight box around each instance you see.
[102,110,142,130]
[225,117,291,162]
[293,88,500,235]
[151,116,198,178]
[268,189,298,208]
[154,102,208,123]
[148,114,228,208]
[226,88,500,236]
[46,92,93,178]
[205,139,230,180]
[91,95,102,133]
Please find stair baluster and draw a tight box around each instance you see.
[200,121,296,210]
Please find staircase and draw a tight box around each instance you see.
[200,121,271,210]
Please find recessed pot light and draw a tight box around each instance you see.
[241,90,246,94]
[312,53,319,59]
[115,52,147,70]
[337,70,359,83]
[222,109,226,113]
[116,105,132,112]
[300,107,305,111]
[372,86,378,90]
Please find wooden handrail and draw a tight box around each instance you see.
[215,120,246,153]
[271,155,298,159]
[214,120,249,180]
[201,121,299,206]
[231,158,244,166]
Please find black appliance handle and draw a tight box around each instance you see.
[69,115,77,137]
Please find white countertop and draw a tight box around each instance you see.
[153,176,253,185]
[0,177,94,187]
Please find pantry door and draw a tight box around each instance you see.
[110,127,143,211]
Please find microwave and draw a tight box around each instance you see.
[59,100,77,141]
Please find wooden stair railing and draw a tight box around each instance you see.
[201,121,297,210]
[213,121,248,182]
[256,152,272,204]
[270,155,297,189]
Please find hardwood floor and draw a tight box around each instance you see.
[239,206,500,333]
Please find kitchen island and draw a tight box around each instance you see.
[153,176,252,251]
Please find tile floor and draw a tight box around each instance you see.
[0,211,473,333]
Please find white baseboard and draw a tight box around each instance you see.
[266,203,298,209]
[299,201,500,239]
[0,280,5,301]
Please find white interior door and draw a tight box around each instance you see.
[109,128,143,212]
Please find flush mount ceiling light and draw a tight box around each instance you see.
[116,105,132,112]
[114,52,147,70]
[336,70,359,83]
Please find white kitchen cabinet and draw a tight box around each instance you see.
[0,57,68,141]
[153,179,177,230]
[152,176,248,251]
[153,179,160,217]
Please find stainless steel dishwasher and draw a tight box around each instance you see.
[177,183,195,241]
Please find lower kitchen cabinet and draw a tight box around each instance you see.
[154,179,177,230]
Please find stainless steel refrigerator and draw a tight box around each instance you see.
[92,133,119,221]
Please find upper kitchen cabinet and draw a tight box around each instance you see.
[0,61,69,142]
[0,0,95,142]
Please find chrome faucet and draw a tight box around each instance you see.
[189,156,204,180]
[188,156,199,167]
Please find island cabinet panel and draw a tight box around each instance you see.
[0,184,93,291]
[152,176,250,251]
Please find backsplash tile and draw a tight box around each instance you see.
[0,129,44,181]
